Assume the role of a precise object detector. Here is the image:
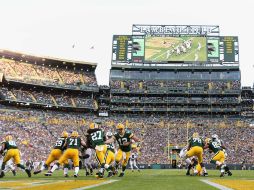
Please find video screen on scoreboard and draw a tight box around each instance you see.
[145,36,207,62]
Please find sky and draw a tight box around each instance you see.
[0,0,253,86]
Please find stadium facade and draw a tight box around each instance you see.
[0,25,253,118]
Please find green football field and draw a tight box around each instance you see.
[0,169,253,190]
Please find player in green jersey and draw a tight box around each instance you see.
[34,131,69,176]
[105,123,140,177]
[86,122,107,178]
[205,137,232,177]
[0,135,31,178]
[185,132,208,176]
[45,131,86,177]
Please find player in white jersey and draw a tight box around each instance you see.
[81,147,94,176]
[130,144,140,172]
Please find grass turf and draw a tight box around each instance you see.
[0,169,253,190]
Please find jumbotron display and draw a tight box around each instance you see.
[145,36,207,62]
[111,25,239,65]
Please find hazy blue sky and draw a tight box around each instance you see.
[0,0,253,86]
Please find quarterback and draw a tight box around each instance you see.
[105,123,140,177]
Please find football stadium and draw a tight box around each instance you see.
[0,25,253,190]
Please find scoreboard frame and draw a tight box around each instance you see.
[111,25,239,66]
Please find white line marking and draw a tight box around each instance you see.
[73,180,119,190]
[200,179,233,190]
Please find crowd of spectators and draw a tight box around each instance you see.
[0,108,253,166]
[111,96,239,104]
[0,58,97,87]
[0,87,96,109]
[110,80,241,91]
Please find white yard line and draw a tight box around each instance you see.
[73,180,119,190]
[200,179,233,190]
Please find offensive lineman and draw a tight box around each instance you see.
[34,131,69,176]
[185,132,208,176]
[45,131,86,177]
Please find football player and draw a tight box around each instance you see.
[129,144,140,172]
[34,131,69,176]
[105,131,116,177]
[185,132,208,176]
[86,123,107,178]
[204,138,232,177]
[0,135,31,178]
[105,123,140,177]
[80,146,94,176]
[45,131,86,177]
[0,144,16,176]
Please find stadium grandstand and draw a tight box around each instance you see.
[0,49,99,112]
[0,25,253,171]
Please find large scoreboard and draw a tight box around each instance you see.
[112,25,239,65]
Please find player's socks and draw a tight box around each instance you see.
[50,163,59,173]
[17,164,26,170]
[74,166,79,176]
[64,167,68,176]
[12,170,16,176]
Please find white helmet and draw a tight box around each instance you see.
[106,131,113,137]
[212,134,218,141]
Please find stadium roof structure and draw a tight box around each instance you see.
[0,49,97,68]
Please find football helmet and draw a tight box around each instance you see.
[205,138,211,144]
[5,135,13,141]
[116,123,124,130]
[61,131,68,138]
[71,131,79,137]
[212,134,218,141]
[89,123,98,129]
[106,131,113,137]
[192,132,199,138]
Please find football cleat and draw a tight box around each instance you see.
[33,170,42,175]
[97,172,104,178]
[64,174,69,177]
[86,171,90,176]
[220,172,225,177]
[118,172,124,177]
[203,173,208,177]
[107,171,113,178]
[45,171,52,176]
[25,169,31,178]
[0,171,5,178]
[74,174,78,178]
[227,171,232,176]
